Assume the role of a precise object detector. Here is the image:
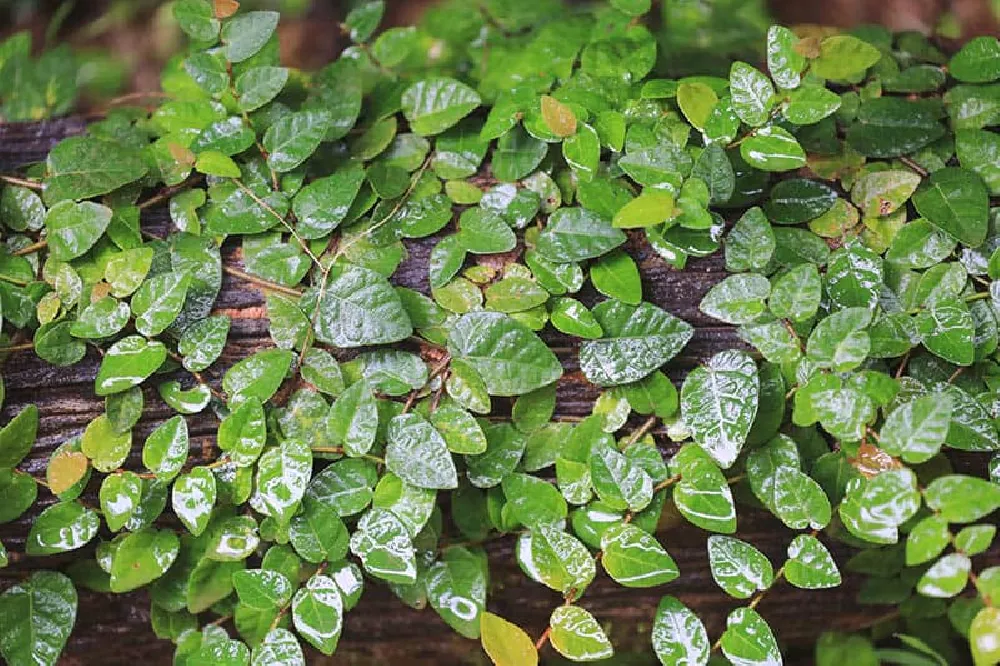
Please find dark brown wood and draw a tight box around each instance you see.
[1,119,996,666]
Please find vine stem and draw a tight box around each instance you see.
[0,342,34,353]
[0,174,43,190]
[12,240,47,257]
[222,265,303,297]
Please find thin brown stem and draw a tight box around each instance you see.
[624,415,658,448]
[138,175,203,210]
[0,174,43,190]
[223,265,303,298]
[0,342,34,353]
[12,240,47,257]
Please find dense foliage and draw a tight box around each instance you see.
[1,0,999,664]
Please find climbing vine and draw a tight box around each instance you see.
[0,1,999,664]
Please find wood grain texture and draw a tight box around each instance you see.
[1,119,996,666]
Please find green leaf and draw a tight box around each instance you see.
[971,607,1000,666]
[131,271,192,337]
[44,201,112,261]
[955,524,995,555]
[579,300,693,386]
[784,85,841,125]
[671,447,736,533]
[912,166,989,247]
[600,523,678,588]
[767,466,832,530]
[502,473,567,528]
[142,415,189,479]
[448,311,562,396]
[223,348,294,405]
[730,62,774,127]
[680,350,759,468]
[263,110,330,172]
[173,0,219,42]
[676,82,718,130]
[707,535,773,599]
[0,404,37,469]
[949,36,1000,83]
[846,97,946,158]
[720,607,781,666]
[26,501,98,555]
[178,315,230,372]
[590,251,642,305]
[517,524,594,594]
[252,439,312,523]
[700,273,770,324]
[315,263,413,347]
[480,612,538,666]
[110,528,180,592]
[839,469,921,543]
[44,136,148,204]
[80,414,132,472]
[563,124,600,182]
[740,126,805,172]
[549,605,614,662]
[349,508,417,584]
[99,471,141,532]
[291,575,343,655]
[917,553,971,598]
[218,397,266,466]
[810,34,882,79]
[536,207,626,263]
[427,547,487,638]
[613,190,673,230]
[233,569,293,611]
[651,595,709,666]
[172,467,216,536]
[0,468,37,524]
[195,151,240,178]
[956,129,1000,196]
[880,393,952,463]
[306,458,377,517]
[551,298,603,339]
[765,179,837,225]
[924,475,1000,523]
[767,25,806,89]
[916,298,975,366]
[252,628,304,666]
[805,307,872,372]
[401,77,481,136]
[785,534,841,589]
[726,207,774,272]
[492,125,548,182]
[457,208,516,254]
[235,66,288,112]
[906,515,951,566]
[292,164,365,239]
[222,11,279,63]
[0,571,77,666]
[385,413,457,490]
[70,296,130,339]
[326,380,378,457]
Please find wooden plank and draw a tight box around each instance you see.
[1,119,995,665]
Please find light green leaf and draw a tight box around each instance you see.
[263,110,330,172]
[292,575,343,655]
[315,263,413,347]
[700,273,770,324]
[252,439,312,523]
[401,77,481,136]
[707,535,773,599]
[740,126,805,172]
[536,207,626,263]
[549,605,614,662]
[349,508,417,584]
[720,607,782,666]
[651,595,709,666]
[785,535,841,589]
[172,467,216,536]
[680,350,759,469]
[880,393,952,463]
[385,413,457,490]
[110,528,179,592]
[222,11,279,63]
[26,501,98,556]
[601,523,678,588]
[730,62,775,127]
[810,34,882,79]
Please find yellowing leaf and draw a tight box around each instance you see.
[47,451,89,495]
[540,96,577,138]
[480,612,538,666]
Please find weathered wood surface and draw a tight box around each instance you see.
[1,119,997,665]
